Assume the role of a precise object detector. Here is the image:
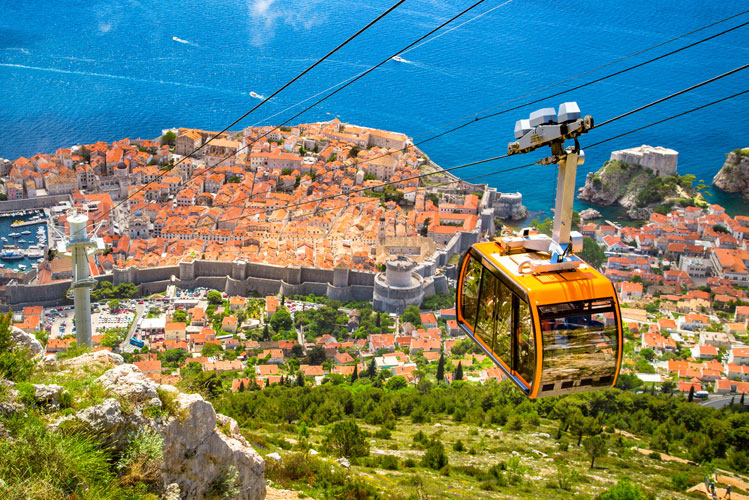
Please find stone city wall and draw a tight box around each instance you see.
[0,194,72,213]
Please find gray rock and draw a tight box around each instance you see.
[335,457,350,469]
[10,327,43,356]
[64,398,140,451]
[161,392,265,500]
[713,149,749,198]
[33,384,63,410]
[96,364,160,407]
[266,453,282,462]
[163,483,181,500]
[64,350,124,370]
[579,208,602,220]
[0,380,22,417]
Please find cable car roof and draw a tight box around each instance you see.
[470,241,617,306]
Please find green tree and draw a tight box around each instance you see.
[688,385,695,403]
[402,305,422,327]
[296,371,304,387]
[262,323,271,341]
[639,348,656,361]
[114,283,138,299]
[308,345,326,366]
[161,130,177,146]
[207,291,223,305]
[202,343,223,358]
[270,307,293,332]
[108,299,120,310]
[325,420,369,458]
[531,216,553,236]
[172,310,187,323]
[100,329,125,348]
[436,352,445,383]
[351,364,358,383]
[420,218,431,237]
[584,435,607,468]
[580,237,606,269]
[386,375,407,391]
[366,358,377,378]
[454,361,464,381]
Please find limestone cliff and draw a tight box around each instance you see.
[577,160,695,220]
[713,149,749,198]
[3,326,265,500]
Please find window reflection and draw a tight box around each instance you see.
[460,255,482,330]
[476,269,498,351]
[539,299,618,386]
[516,299,534,387]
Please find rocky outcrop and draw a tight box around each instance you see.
[96,363,160,406]
[578,159,689,220]
[713,149,749,198]
[161,392,265,500]
[63,350,124,370]
[0,380,22,417]
[10,326,43,356]
[579,208,602,220]
[33,383,63,410]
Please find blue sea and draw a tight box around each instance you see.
[0,0,747,217]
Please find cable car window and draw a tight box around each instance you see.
[460,255,482,330]
[495,282,512,369]
[515,298,534,387]
[539,298,618,386]
[476,269,498,351]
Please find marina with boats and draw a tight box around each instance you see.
[0,209,49,272]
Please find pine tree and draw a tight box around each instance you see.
[688,385,694,403]
[455,361,463,381]
[436,352,445,383]
[296,371,304,387]
[351,364,358,383]
[367,358,376,378]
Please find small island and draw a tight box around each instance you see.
[713,148,749,199]
[577,145,707,220]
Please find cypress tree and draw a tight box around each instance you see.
[296,371,304,387]
[263,323,270,341]
[741,393,745,406]
[687,385,694,403]
[351,364,358,383]
[281,295,285,306]
[239,380,246,392]
[367,358,376,378]
[436,352,445,383]
[455,361,463,381]
[375,313,381,328]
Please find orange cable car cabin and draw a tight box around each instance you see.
[456,240,623,399]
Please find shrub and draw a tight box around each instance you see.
[325,420,369,458]
[453,439,465,452]
[404,458,417,468]
[0,312,34,382]
[421,439,448,470]
[506,414,523,431]
[374,427,391,440]
[597,479,649,499]
[671,473,689,491]
[381,455,399,470]
[117,429,164,486]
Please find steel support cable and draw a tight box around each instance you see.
[240,18,749,194]
[98,0,407,220]
[184,65,747,229]
[110,0,490,230]
[411,9,749,138]
[416,20,748,147]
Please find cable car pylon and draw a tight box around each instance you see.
[456,103,623,398]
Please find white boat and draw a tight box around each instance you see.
[18,264,27,271]
[21,230,31,235]
[18,239,27,244]
[250,91,263,99]
[8,233,20,238]
[0,238,6,242]
[392,55,407,62]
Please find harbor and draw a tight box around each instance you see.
[0,209,49,273]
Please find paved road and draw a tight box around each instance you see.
[700,395,746,409]
[120,304,145,353]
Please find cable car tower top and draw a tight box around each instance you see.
[505,102,594,274]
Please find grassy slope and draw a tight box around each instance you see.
[245,412,725,500]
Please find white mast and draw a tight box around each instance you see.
[59,209,105,347]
